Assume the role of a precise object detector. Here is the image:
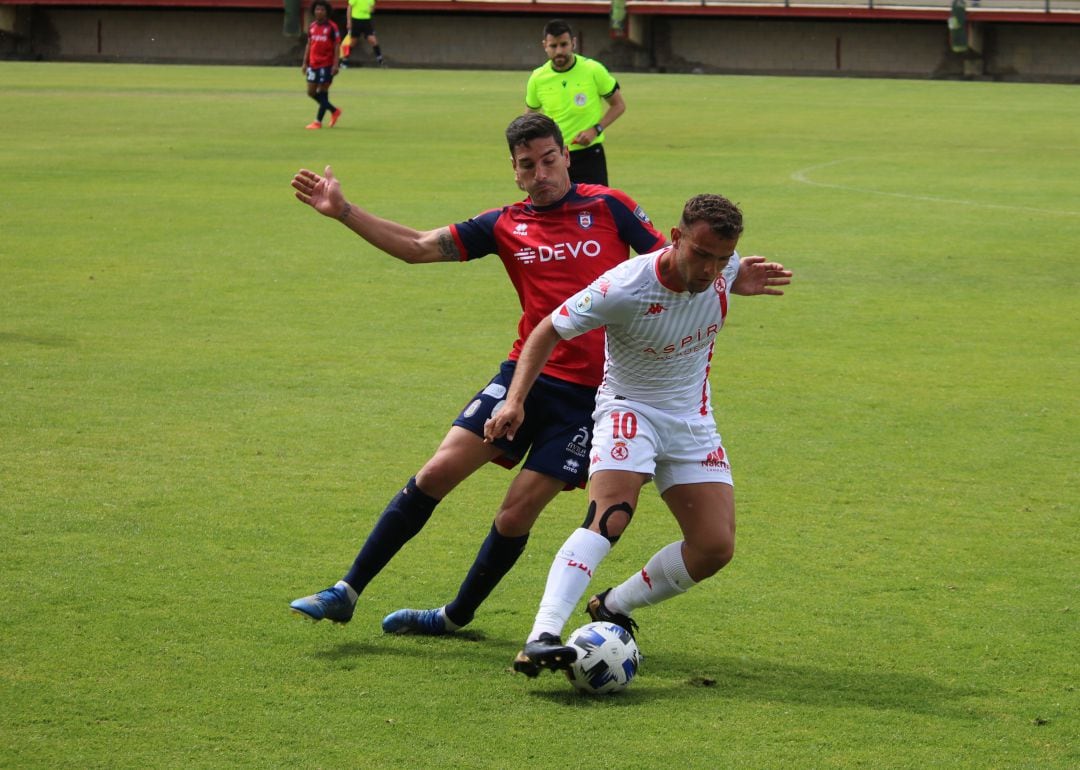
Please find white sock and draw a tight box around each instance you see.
[606,541,696,615]
[529,528,611,641]
[438,607,461,632]
[336,580,358,604]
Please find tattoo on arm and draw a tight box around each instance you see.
[437,231,459,262]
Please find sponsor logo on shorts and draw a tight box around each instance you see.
[575,291,593,313]
[611,441,629,461]
[463,399,482,419]
[482,383,507,399]
[563,458,580,474]
[566,428,589,458]
[701,448,730,471]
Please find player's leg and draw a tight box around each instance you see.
[289,425,501,624]
[315,82,334,123]
[590,414,734,625]
[514,468,648,676]
[384,367,594,634]
[305,76,323,129]
[597,482,734,623]
[323,79,341,126]
[367,33,383,65]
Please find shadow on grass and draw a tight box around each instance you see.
[315,628,514,663]
[0,331,76,347]
[526,653,983,716]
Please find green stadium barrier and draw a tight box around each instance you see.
[283,0,301,37]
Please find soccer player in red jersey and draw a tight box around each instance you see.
[301,0,342,129]
[287,114,789,638]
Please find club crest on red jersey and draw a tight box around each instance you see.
[578,212,593,229]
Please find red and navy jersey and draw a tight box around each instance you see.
[306,20,340,69]
[450,184,666,387]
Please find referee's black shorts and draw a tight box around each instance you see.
[569,144,608,187]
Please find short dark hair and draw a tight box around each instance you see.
[311,0,331,14]
[680,194,744,240]
[543,19,573,39]
[505,113,565,154]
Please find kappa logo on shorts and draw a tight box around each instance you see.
[611,441,629,461]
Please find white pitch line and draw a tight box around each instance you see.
[791,159,1080,217]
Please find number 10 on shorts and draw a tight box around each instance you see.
[611,410,638,440]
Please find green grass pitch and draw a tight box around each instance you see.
[1,62,1077,767]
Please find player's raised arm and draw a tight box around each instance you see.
[292,165,460,264]
[484,316,563,443]
[730,255,792,296]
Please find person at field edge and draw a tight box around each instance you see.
[287,113,791,637]
[302,0,342,129]
[525,18,626,186]
[481,194,789,677]
[345,0,385,67]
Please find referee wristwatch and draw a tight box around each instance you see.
[594,123,604,135]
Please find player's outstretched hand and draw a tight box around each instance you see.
[731,255,792,296]
[292,165,346,219]
[484,402,524,443]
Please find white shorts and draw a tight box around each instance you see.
[588,393,733,494]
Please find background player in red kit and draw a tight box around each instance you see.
[301,0,341,130]
[287,114,788,638]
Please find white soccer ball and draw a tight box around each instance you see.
[565,621,640,695]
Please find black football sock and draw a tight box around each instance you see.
[343,476,439,593]
[444,524,529,627]
[315,92,330,121]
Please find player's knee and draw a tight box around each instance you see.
[493,506,540,538]
[582,500,634,544]
[700,537,735,577]
[684,529,735,579]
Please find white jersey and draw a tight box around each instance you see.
[551,247,740,415]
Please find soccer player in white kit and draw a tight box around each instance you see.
[484,193,785,675]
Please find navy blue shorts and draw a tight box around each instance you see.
[306,66,334,85]
[453,360,595,490]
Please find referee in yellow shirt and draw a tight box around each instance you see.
[346,0,384,66]
[525,19,626,186]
